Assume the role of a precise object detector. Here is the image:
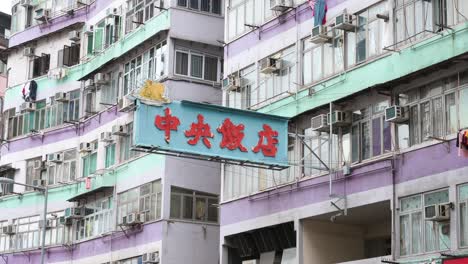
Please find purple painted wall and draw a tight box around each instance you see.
[0,221,163,264]
[9,0,112,48]
[220,140,468,226]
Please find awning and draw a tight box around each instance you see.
[67,186,114,202]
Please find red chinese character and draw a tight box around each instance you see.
[252,124,279,157]
[154,108,180,143]
[217,118,247,152]
[185,114,214,148]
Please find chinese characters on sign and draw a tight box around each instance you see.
[155,108,279,157]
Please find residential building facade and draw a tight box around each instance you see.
[0,0,223,263]
[221,0,468,263]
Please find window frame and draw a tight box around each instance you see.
[174,49,221,83]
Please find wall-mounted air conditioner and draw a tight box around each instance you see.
[334,11,356,31]
[310,25,331,44]
[112,125,129,136]
[33,159,45,170]
[58,216,73,225]
[425,203,451,221]
[270,0,292,12]
[34,8,51,22]
[118,96,135,112]
[222,75,240,90]
[79,142,93,153]
[106,7,121,17]
[126,213,141,225]
[327,111,350,127]
[100,132,114,142]
[2,225,15,235]
[23,47,35,57]
[385,105,408,123]
[68,30,80,42]
[20,102,36,112]
[84,79,95,91]
[142,252,160,263]
[32,178,46,187]
[94,73,108,85]
[84,25,94,35]
[55,92,69,102]
[311,114,328,132]
[38,219,52,229]
[47,153,63,163]
[260,57,282,74]
[64,207,83,219]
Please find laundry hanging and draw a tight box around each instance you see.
[22,80,38,102]
[457,129,468,157]
[310,0,327,26]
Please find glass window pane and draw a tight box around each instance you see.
[183,196,193,219]
[461,202,467,246]
[445,93,457,134]
[432,97,443,137]
[461,88,468,128]
[356,15,367,63]
[204,56,218,81]
[195,197,207,221]
[303,50,312,85]
[175,52,189,75]
[170,194,181,218]
[400,214,410,256]
[372,118,382,157]
[191,54,203,78]
[361,121,370,160]
[411,212,422,254]
[420,102,431,141]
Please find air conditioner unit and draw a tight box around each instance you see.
[79,142,92,153]
[23,47,35,57]
[84,79,95,91]
[94,73,108,85]
[126,213,141,225]
[112,125,129,136]
[34,8,51,22]
[64,207,83,219]
[100,132,114,142]
[334,11,356,31]
[33,159,45,170]
[310,25,332,44]
[425,203,451,221]
[222,75,240,90]
[84,25,94,35]
[20,102,36,112]
[20,0,33,7]
[327,111,350,127]
[38,219,52,229]
[58,216,73,225]
[311,114,329,132]
[2,225,15,235]
[55,92,69,102]
[260,57,282,74]
[106,7,121,17]
[32,178,46,187]
[47,153,63,163]
[385,105,408,123]
[142,252,160,263]
[270,0,292,12]
[68,30,80,42]
[118,97,135,112]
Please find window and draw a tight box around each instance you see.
[46,149,77,185]
[170,186,219,222]
[58,44,80,67]
[12,216,40,251]
[118,123,140,163]
[397,74,466,149]
[29,53,50,79]
[125,0,164,34]
[105,143,116,168]
[227,0,261,40]
[117,180,162,224]
[355,3,386,62]
[124,40,167,95]
[82,142,98,178]
[226,64,256,109]
[119,256,143,264]
[174,50,220,82]
[257,46,296,106]
[177,0,221,14]
[44,211,71,247]
[25,157,44,191]
[351,101,391,162]
[75,194,113,240]
[0,166,15,196]
[5,90,82,139]
[303,128,338,177]
[399,189,450,256]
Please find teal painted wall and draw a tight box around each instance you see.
[0,154,165,208]
[257,23,468,118]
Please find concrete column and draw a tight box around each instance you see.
[295,218,303,264]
